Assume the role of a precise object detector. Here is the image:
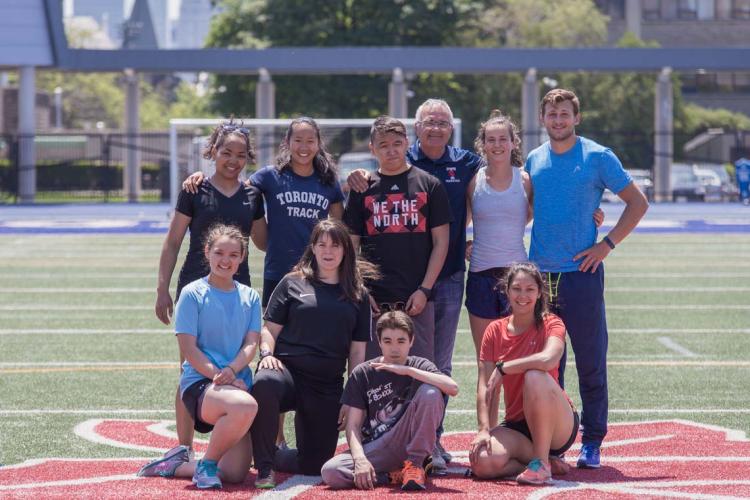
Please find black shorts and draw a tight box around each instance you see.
[501,410,580,456]
[181,378,214,434]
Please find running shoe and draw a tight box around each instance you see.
[192,459,222,489]
[435,439,453,463]
[516,458,552,485]
[576,444,601,469]
[429,446,448,476]
[549,454,570,475]
[400,460,426,491]
[137,445,190,477]
[255,470,276,489]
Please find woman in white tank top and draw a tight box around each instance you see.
[465,110,604,429]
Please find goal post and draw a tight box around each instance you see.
[168,117,462,207]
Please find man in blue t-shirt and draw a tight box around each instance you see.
[347,100,480,473]
[525,89,648,469]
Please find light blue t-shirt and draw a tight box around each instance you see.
[525,137,632,272]
[175,277,262,395]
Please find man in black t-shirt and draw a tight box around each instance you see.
[343,116,451,362]
[321,311,458,491]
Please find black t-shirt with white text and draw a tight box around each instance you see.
[264,274,372,364]
[343,167,452,303]
[175,181,264,291]
[342,356,441,443]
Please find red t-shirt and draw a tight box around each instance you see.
[479,314,568,422]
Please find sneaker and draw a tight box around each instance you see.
[435,439,453,463]
[137,445,190,477]
[400,460,426,491]
[192,459,222,489]
[429,446,448,476]
[576,444,601,469]
[376,468,403,486]
[255,470,276,489]
[549,455,570,475]
[516,458,552,486]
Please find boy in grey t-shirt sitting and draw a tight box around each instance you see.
[321,311,459,491]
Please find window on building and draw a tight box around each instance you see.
[661,0,679,19]
[677,0,698,19]
[734,0,750,19]
[595,0,625,19]
[716,0,732,18]
[643,0,661,19]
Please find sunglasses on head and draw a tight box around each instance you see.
[379,302,406,313]
[222,124,250,136]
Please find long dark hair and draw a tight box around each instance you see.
[275,117,338,186]
[501,262,549,328]
[292,219,379,302]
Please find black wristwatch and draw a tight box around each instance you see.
[259,349,273,359]
[495,360,506,376]
[418,285,433,300]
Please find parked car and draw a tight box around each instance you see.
[338,152,378,194]
[601,168,654,202]
[694,163,739,201]
[694,168,724,202]
[671,163,708,202]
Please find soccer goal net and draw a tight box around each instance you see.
[168,118,462,207]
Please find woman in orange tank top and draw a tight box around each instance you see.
[469,262,580,486]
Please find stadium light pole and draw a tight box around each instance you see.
[654,66,673,203]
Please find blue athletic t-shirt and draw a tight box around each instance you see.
[250,166,345,280]
[408,142,481,278]
[175,277,262,395]
[525,136,632,272]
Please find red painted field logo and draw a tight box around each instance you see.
[1,419,749,499]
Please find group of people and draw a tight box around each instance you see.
[137,88,648,491]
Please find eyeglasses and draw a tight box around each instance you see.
[379,302,406,312]
[222,124,250,136]
[418,120,452,130]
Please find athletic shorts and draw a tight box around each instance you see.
[501,410,580,457]
[181,378,214,434]
[465,268,509,319]
[262,278,281,308]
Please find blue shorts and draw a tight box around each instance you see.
[465,268,510,319]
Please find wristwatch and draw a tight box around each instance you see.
[418,285,433,300]
[495,360,506,376]
[259,349,273,359]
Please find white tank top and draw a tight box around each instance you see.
[469,166,528,271]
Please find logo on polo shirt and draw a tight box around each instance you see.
[445,166,460,183]
[390,184,400,191]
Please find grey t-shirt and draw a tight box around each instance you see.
[342,356,440,443]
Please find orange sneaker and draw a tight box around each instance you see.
[549,455,570,475]
[400,460,426,491]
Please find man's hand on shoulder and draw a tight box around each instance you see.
[347,169,372,193]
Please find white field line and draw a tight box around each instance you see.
[529,480,750,500]
[0,304,747,312]
[456,328,750,335]
[444,408,750,415]
[606,272,750,278]
[2,286,749,294]
[5,408,750,417]
[657,337,698,357]
[73,419,167,454]
[0,475,141,491]
[0,362,175,367]
[0,329,168,335]
[0,305,151,311]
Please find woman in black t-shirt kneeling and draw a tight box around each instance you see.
[251,219,377,488]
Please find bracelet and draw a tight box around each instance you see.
[227,365,237,377]
[418,285,432,300]
[602,235,616,250]
[495,360,506,376]
[259,349,272,359]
